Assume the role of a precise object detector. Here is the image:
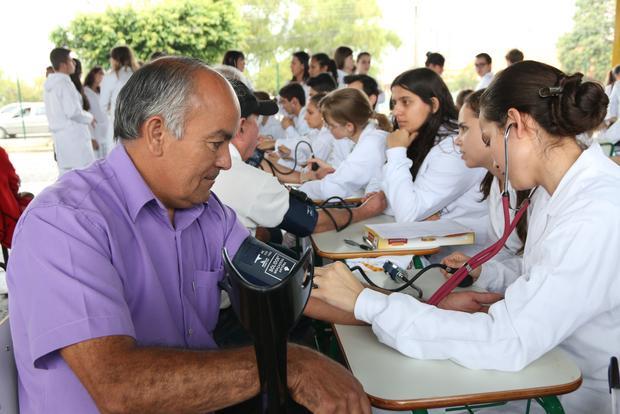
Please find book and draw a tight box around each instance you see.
[364,219,475,250]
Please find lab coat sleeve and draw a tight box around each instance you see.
[382,143,479,223]
[59,85,93,125]
[312,132,333,162]
[99,75,114,114]
[299,142,380,200]
[606,85,620,121]
[244,174,291,228]
[475,254,524,293]
[355,199,620,371]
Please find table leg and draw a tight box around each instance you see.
[534,396,565,414]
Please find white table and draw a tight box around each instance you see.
[310,215,439,260]
[333,270,582,411]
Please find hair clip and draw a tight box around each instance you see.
[538,86,563,98]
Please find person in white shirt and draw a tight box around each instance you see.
[83,66,111,159]
[379,68,489,256]
[443,88,536,286]
[44,47,95,175]
[299,88,392,200]
[100,46,138,146]
[425,52,445,76]
[355,52,371,75]
[308,53,338,82]
[273,93,333,171]
[290,51,310,85]
[212,79,387,237]
[474,53,494,90]
[311,60,619,414]
[334,46,355,88]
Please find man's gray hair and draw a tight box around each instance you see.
[114,56,208,140]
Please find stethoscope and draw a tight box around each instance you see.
[355,123,538,305]
[427,123,538,305]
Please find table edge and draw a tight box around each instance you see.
[332,324,583,410]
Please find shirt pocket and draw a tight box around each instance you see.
[194,268,224,332]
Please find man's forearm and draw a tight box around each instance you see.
[314,205,373,233]
[62,338,260,414]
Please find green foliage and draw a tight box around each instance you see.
[239,0,401,94]
[50,0,245,69]
[557,0,615,82]
[0,70,45,107]
[443,67,479,95]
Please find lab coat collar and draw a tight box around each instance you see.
[228,142,242,161]
[545,143,605,217]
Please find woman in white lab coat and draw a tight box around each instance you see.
[312,61,619,413]
[100,46,138,146]
[381,68,489,255]
[442,89,540,287]
[83,66,110,159]
[297,88,391,199]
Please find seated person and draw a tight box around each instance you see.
[7,57,370,414]
[310,61,620,414]
[299,88,391,200]
[380,68,489,256]
[212,80,387,239]
[343,74,381,110]
[307,72,338,97]
[0,146,33,250]
[268,93,334,171]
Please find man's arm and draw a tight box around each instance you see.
[313,192,387,234]
[61,335,370,414]
[61,336,259,414]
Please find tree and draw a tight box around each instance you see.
[50,0,245,70]
[239,0,401,93]
[0,70,45,107]
[557,0,615,82]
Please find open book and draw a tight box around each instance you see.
[364,219,475,250]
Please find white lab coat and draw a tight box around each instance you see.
[277,127,334,171]
[475,72,494,91]
[299,122,387,199]
[100,67,133,142]
[84,87,111,158]
[328,136,355,168]
[258,115,286,141]
[43,73,95,172]
[275,107,311,151]
[211,144,290,235]
[381,134,489,256]
[607,81,620,122]
[355,143,620,414]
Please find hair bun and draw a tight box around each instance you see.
[551,73,608,135]
[426,52,432,57]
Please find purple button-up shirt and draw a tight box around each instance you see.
[7,145,249,413]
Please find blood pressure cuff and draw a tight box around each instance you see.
[246,149,265,168]
[279,189,318,237]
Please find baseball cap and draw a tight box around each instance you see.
[228,79,278,118]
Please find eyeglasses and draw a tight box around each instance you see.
[475,63,488,68]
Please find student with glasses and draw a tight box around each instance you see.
[474,52,494,90]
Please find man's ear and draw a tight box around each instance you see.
[141,116,167,156]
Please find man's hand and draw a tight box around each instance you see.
[277,144,292,158]
[288,344,370,414]
[311,262,365,313]
[306,157,335,179]
[387,129,417,149]
[281,117,295,129]
[437,291,503,313]
[91,139,100,151]
[358,191,387,218]
[440,252,481,281]
[257,138,276,151]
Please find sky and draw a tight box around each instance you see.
[1,0,577,85]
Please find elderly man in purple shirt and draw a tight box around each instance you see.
[7,57,370,414]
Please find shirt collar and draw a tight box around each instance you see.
[546,143,601,216]
[105,144,160,222]
[228,143,242,161]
